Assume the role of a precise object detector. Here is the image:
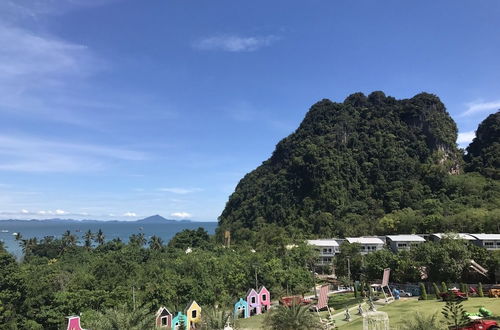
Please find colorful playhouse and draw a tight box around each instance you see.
[155,306,173,328]
[66,316,85,330]
[233,298,249,319]
[185,300,202,328]
[246,288,261,316]
[234,286,271,319]
[172,312,188,330]
[258,286,270,312]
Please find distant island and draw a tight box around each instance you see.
[0,214,192,223]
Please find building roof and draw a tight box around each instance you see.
[155,306,172,317]
[431,233,476,240]
[346,237,385,245]
[306,239,339,247]
[470,234,500,240]
[386,235,426,242]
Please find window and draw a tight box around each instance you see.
[192,310,197,318]
[161,317,168,326]
[485,242,494,246]
[262,294,267,301]
[397,243,407,248]
[251,297,256,304]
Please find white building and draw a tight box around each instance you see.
[386,235,426,252]
[470,234,500,250]
[307,239,340,265]
[345,237,385,254]
[429,233,477,242]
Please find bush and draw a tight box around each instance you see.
[441,281,448,293]
[432,282,440,299]
[419,283,428,300]
[399,312,441,330]
[478,283,484,297]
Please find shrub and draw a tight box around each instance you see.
[419,283,428,300]
[478,283,484,297]
[442,300,469,330]
[441,281,448,293]
[399,312,441,330]
[432,282,440,299]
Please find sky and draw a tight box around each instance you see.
[0,0,499,221]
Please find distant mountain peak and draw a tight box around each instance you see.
[136,215,190,223]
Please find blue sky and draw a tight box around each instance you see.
[0,0,499,221]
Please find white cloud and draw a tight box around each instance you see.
[170,212,192,219]
[194,35,279,52]
[461,100,500,117]
[123,212,137,217]
[55,209,67,215]
[158,187,202,194]
[20,209,29,214]
[457,131,476,146]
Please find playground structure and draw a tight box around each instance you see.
[155,307,173,328]
[154,301,201,330]
[233,286,271,319]
[371,268,394,303]
[66,316,85,330]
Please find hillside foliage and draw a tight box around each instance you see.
[219,92,500,239]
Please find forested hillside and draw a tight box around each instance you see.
[219,92,500,240]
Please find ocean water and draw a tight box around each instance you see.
[0,220,218,257]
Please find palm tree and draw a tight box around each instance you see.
[83,230,94,249]
[61,230,78,250]
[84,305,155,330]
[129,233,146,247]
[95,229,105,246]
[200,306,232,330]
[21,237,38,256]
[264,303,321,330]
[149,235,163,250]
[14,232,23,241]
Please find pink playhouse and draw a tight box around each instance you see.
[258,286,270,312]
[66,316,85,330]
[246,288,261,316]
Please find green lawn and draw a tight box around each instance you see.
[235,297,500,329]
[339,297,500,329]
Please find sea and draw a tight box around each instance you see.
[0,220,218,258]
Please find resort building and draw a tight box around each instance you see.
[307,239,340,265]
[470,234,500,250]
[345,237,385,254]
[386,235,426,252]
[429,233,477,242]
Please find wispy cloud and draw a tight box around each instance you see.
[193,34,279,52]
[158,187,203,194]
[170,212,192,219]
[123,212,137,217]
[461,100,500,117]
[457,131,475,146]
[0,134,146,172]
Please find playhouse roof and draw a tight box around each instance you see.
[246,288,258,297]
[184,300,200,312]
[155,306,172,317]
[258,286,269,293]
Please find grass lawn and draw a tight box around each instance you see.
[340,297,500,329]
[235,297,500,329]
